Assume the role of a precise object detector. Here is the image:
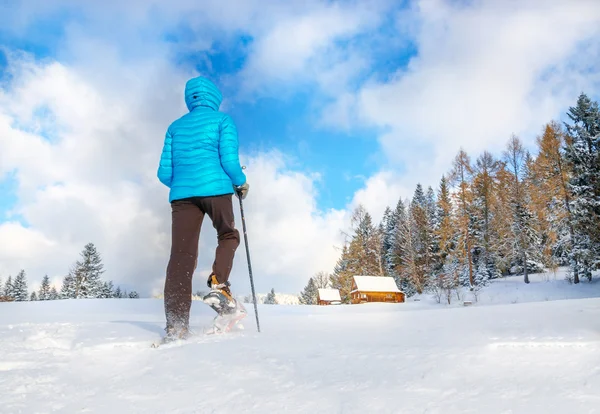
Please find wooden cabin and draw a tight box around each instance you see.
[317,288,342,305]
[350,276,405,304]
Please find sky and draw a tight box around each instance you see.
[1,0,600,297]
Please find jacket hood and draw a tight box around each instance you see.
[184,76,223,112]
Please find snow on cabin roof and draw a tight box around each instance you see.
[318,288,341,302]
[351,276,401,293]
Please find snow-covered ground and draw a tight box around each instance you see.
[2,271,600,413]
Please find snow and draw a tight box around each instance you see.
[351,275,401,292]
[317,288,341,302]
[1,270,600,413]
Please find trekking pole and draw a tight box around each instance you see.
[237,167,261,333]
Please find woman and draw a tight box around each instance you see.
[157,75,249,341]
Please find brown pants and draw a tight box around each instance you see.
[164,194,240,330]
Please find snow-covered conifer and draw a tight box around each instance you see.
[563,93,600,281]
[12,270,29,301]
[264,288,277,304]
[38,275,52,301]
[299,277,318,305]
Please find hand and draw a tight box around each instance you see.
[235,182,249,200]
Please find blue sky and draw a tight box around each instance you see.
[0,0,413,217]
[1,0,599,295]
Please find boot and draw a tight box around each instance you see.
[161,324,190,344]
[203,273,238,315]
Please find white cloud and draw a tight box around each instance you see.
[346,171,411,224]
[0,54,349,296]
[328,0,600,192]
[237,1,386,95]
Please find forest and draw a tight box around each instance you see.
[301,92,600,304]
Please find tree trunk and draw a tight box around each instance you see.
[522,249,529,284]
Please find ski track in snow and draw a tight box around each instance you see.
[1,273,600,413]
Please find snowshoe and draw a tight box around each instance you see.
[206,302,247,335]
[203,274,237,315]
[203,274,247,333]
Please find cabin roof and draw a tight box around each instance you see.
[351,276,402,293]
[318,288,341,301]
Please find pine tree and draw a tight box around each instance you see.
[128,291,139,299]
[0,278,3,297]
[409,184,435,293]
[4,275,14,299]
[264,288,277,304]
[386,199,405,285]
[299,277,318,305]
[436,176,456,264]
[13,270,29,302]
[30,291,37,301]
[49,286,59,300]
[389,198,419,296]
[381,206,397,277]
[563,93,600,281]
[12,270,29,301]
[72,243,106,298]
[113,286,122,298]
[426,186,441,272]
[100,281,115,298]
[38,275,52,301]
[60,270,77,299]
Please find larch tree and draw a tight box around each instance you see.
[504,134,541,283]
[313,271,330,289]
[489,164,514,275]
[449,149,475,287]
[329,244,354,303]
[351,205,384,276]
[531,121,575,276]
[472,150,502,279]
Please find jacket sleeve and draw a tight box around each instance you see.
[157,128,174,187]
[218,115,247,187]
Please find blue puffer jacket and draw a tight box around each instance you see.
[157,76,247,202]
